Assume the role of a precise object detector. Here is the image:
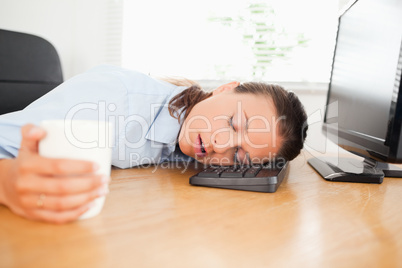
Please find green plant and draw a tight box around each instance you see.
[209,1,309,79]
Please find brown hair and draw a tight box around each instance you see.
[167,80,308,161]
[166,78,212,123]
[234,82,308,161]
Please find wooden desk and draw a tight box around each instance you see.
[1,152,402,268]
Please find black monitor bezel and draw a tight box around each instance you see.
[322,0,402,163]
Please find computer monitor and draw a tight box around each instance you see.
[308,0,402,183]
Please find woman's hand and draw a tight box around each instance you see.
[0,124,110,224]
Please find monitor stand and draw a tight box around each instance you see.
[308,156,402,184]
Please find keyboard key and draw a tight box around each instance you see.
[244,166,262,177]
[221,167,243,177]
[198,167,220,177]
[198,166,228,177]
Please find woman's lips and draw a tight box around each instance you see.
[194,134,207,157]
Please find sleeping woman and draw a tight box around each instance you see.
[0,65,308,223]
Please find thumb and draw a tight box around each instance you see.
[20,124,47,154]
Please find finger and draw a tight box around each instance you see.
[20,185,109,211]
[16,173,110,195]
[18,154,99,176]
[29,203,93,224]
[20,124,46,154]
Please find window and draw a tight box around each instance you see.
[122,0,338,84]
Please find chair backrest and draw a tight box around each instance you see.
[0,29,63,115]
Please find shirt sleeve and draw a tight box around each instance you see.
[0,65,187,167]
[0,65,130,159]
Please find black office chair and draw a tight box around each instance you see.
[0,29,63,115]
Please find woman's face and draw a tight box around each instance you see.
[178,82,283,165]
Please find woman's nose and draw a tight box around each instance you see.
[211,130,240,154]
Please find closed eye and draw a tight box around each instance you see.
[228,116,239,164]
[228,116,236,132]
[234,147,239,164]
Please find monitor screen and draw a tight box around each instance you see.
[324,0,402,162]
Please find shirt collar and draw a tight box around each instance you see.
[144,86,186,148]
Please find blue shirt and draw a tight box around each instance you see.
[0,65,192,169]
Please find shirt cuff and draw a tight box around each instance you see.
[0,147,15,159]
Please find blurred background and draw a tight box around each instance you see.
[0,0,352,154]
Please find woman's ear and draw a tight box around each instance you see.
[212,81,240,96]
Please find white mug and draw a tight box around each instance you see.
[39,120,113,220]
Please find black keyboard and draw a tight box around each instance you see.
[189,161,289,193]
